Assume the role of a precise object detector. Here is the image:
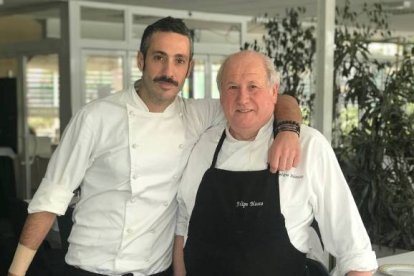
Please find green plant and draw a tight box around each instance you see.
[243,7,316,122]
[245,1,414,250]
[332,1,391,140]
[333,1,414,250]
[336,54,414,250]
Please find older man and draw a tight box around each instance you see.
[174,50,377,276]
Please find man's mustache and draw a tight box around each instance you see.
[153,76,179,87]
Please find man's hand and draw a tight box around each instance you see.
[268,131,300,172]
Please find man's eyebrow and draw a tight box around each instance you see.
[175,53,189,59]
[150,51,189,60]
[151,50,167,56]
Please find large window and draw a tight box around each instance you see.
[210,56,226,99]
[183,55,225,99]
[191,59,206,99]
[26,54,60,144]
[84,54,123,103]
[130,54,142,84]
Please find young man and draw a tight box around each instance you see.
[8,18,301,276]
[174,50,378,276]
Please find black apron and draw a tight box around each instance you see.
[184,128,306,276]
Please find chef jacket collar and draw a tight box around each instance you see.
[225,116,274,143]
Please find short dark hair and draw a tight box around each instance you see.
[139,16,194,60]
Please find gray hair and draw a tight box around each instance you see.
[216,50,280,91]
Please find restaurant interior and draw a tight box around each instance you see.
[0,0,413,275]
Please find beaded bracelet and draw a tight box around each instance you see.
[275,120,301,136]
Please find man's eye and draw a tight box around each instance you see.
[226,86,238,93]
[154,55,164,61]
[176,58,186,64]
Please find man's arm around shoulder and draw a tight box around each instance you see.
[270,94,302,172]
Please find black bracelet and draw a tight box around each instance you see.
[275,120,300,136]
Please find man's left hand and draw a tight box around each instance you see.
[268,131,300,172]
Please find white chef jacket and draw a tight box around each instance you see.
[28,82,224,276]
[176,118,378,276]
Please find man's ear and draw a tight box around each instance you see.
[271,83,279,103]
[137,52,144,72]
[186,60,194,78]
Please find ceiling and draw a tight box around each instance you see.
[2,0,414,33]
[88,0,414,33]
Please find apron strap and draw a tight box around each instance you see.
[265,121,278,170]
[210,130,227,168]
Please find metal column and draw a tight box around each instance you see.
[314,0,335,142]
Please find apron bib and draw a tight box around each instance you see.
[184,128,306,276]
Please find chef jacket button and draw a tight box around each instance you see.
[132,143,138,149]
[150,229,156,234]
[126,228,133,234]
[129,111,135,116]
[130,197,137,203]
[163,201,168,207]
[178,144,184,149]
[132,174,138,180]
[173,175,178,179]
[145,258,150,262]
[179,112,183,117]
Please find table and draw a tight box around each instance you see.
[374,251,414,275]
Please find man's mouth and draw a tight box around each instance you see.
[156,81,177,90]
[237,108,253,113]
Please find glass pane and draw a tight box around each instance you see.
[81,7,124,40]
[85,54,123,103]
[181,79,190,99]
[368,42,401,57]
[26,54,60,144]
[130,54,142,84]
[192,59,206,99]
[132,15,162,40]
[210,55,226,99]
[0,7,61,44]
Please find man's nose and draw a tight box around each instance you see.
[161,59,174,77]
[236,88,249,104]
